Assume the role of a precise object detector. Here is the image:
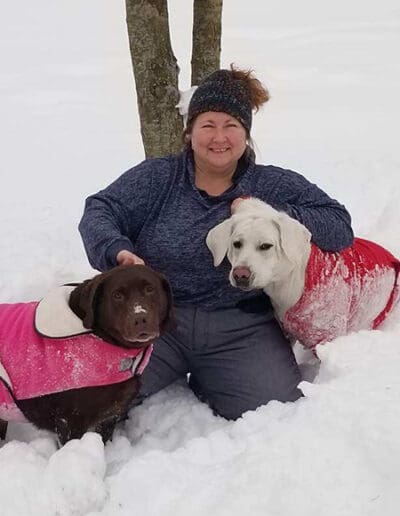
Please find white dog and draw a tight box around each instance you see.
[207,198,400,350]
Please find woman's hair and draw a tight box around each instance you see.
[183,64,270,145]
[228,65,270,112]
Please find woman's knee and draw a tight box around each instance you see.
[216,387,302,420]
[189,371,303,421]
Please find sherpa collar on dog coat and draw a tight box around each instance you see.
[283,238,400,350]
[0,286,152,422]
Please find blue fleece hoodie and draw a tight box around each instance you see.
[79,149,353,309]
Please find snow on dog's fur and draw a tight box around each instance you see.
[207,198,400,350]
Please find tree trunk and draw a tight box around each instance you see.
[191,0,223,85]
[125,0,183,158]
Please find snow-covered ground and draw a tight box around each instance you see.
[1,1,400,515]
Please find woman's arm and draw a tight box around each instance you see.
[263,167,354,251]
[78,161,154,271]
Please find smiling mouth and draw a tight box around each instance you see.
[210,147,229,153]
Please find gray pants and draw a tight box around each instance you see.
[139,304,302,420]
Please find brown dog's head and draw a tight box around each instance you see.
[69,265,173,348]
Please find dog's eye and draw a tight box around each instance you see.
[259,243,272,251]
[112,291,124,300]
[233,241,242,249]
[144,285,155,295]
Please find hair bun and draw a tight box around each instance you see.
[229,64,270,112]
[186,65,270,133]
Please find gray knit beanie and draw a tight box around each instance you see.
[187,69,252,132]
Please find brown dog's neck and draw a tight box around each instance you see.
[68,282,90,326]
[68,282,109,341]
[68,282,148,350]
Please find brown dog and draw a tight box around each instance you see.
[0,265,173,444]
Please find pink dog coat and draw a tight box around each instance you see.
[0,287,152,422]
[283,238,400,349]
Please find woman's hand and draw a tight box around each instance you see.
[231,196,251,213]
[116,250,145,266]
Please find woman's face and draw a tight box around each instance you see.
[190,112,247,174]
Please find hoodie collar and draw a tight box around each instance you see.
[184,147,255,205]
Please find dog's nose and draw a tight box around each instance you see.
[132,313,150,331]
[232,266,251,287]
[124,312,158,343]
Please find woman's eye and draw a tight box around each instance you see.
[259,243,272,251]
[233,241,242,249]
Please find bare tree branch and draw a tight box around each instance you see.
[126,0,183,158]
[125,0,222,156]
[191,0,223,85]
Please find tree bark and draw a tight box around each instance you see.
[125,0,183,158]
[191,0,223,85]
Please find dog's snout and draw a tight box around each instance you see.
[122,304,159,343]
[233,266,251,280]
[130,311,151,333]
[130,303,149,328]
[136,330,152,341]
[133,313,147,325]
[232,266,251,288]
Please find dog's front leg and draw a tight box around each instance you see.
[0,419,8,440]
[55,416,72,446]
[94,415,121,443]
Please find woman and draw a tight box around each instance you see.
[79,66,354,419]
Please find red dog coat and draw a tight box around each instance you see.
[0,289,152,422]
[283,238,400,349]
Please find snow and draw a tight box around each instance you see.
[0,0,400,514]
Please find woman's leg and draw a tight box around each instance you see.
[137,307,193,399]
[138,305,301,419]
[188,306,302,420]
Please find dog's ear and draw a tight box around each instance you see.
[158,273,174,333]
[69,273,106,329]
[274,213,311,268]
[206,219,233,266]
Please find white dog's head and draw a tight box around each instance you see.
[206,198,311,291]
